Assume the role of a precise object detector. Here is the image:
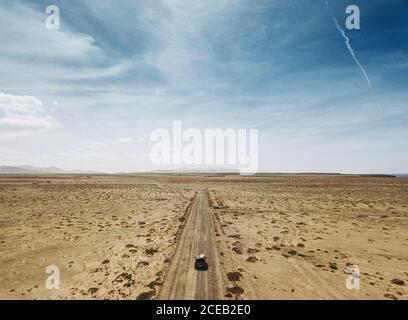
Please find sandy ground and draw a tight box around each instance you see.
[0,175,193,299]
[0,174,407,300]
[208,175,408,300]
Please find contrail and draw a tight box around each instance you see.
[325,1,372,89]
[332,17,372,88]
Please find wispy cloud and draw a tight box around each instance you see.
[0,2,98,60]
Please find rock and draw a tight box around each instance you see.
[88,287,99,294]
[136,290,156,300]
[113,272,135,287]
[232,246,243,254]
[329,262,338,270]
[227,271,243,281]
[390,279,405,286]
[384,293,398,300]
[227,285,244,295]
[246,256,258,263]
[145,248,158,256]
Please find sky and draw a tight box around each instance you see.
[0,0,407,173]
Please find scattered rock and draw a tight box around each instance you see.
[145,248,158,256]
[227,272,243,281]
[113,272,135,287]
[136,290,156,300]
[232,241,243,254]
[227,285,244,295]
[329,262,338,270]
[390,279,405,286]
[147,280,162,289]
[384,293,398,300]
[287,249,297,255]
[88,287,99,294]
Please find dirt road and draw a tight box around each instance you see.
[159,190,223,299]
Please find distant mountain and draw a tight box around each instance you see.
[0,166,44,173]
[18,165,66,173]
[0,165,98,174]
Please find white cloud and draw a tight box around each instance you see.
[0,92,54,138]
[87,142,107,149]
[117,137,134,143]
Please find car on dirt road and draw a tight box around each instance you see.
[195,254,208,271]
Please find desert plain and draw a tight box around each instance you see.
[0,174,407,300]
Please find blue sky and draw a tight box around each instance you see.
[0,0,407,172]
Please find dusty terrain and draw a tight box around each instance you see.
[0,175,194,299]
[0,174,407,300]
[208,175,408,300]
